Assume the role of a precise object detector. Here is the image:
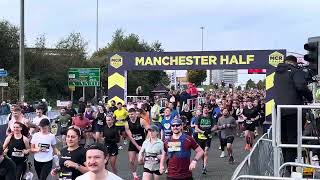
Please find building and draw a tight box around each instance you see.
[221,70,238,84]
[207,70,238,85]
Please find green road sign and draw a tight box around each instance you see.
[68,68,100,87]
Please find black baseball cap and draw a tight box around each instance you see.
[39,118,50,127]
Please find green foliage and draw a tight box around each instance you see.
[187,70,207,86]
[56,32,88,59]
[25,79,46,102]
[0,20,20,75]
[245,79,256,90]
[237,85,242,91]
[91,29,167,95]
[256,79,265,90]
[5,77,19,102]
[1,19,166,101]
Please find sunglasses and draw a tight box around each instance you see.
[172,124,181,127]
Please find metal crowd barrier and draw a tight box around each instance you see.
[159,98,168,109]
[231,131,276,180]
[187,97,205,112]
[127,96,149,102]
[232,105,320,179]
[274,105,320,177]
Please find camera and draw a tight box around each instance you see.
[298,65,317,84]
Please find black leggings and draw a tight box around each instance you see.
[15,161,27,180]
[34,160,52,180]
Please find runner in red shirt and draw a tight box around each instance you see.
[164,119,204,180]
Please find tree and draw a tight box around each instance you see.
[256,79,265,90]
[91,29,168,95]
[35,34,46,49]
[0,20,20,75]
[245,79,256,90]
[56,32,88,59]
[237,85,242,91]
[187,70,207,86]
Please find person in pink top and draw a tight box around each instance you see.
[7,106,29,136]
[72,113,92,146]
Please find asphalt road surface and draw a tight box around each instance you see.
[37,135,247,180]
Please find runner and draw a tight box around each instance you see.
[32,106,49,126]
[160,108,174,141]
[151,99,161,129]
[103,114,120,175]
[242,98,260,151]
[216,108,236,164]
[164,119,204,180]
[190,110,202,139]
[75,143,123,180]
[3,121,30,179]
[6,106,29,137]
[30,118,60,180]
[0,144,17,180]
[113,102,129,150]
[72,113,92,146]
[124,108,149,180]
[51,127,88,180]
[93,105,106,142]
[66,101,77,117]
[138,125,165,180]
[56,107,72,147]
[195,106,216,174]
[236,102,245,137]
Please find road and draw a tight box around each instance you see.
[115,135,248,180]
[0,123,249,180]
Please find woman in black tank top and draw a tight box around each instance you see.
[3,121,30,180]
[103,115,120,175]
[125,108,149,180]
[93,105,106,142]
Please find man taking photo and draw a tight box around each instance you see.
[274,55,313,175]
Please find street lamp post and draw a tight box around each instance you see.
[201,27,211,84]
[19,0,25,102]
[95,0,99,101]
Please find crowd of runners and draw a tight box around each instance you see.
[0,88,266,180]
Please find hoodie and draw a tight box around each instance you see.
[274,63,313,115]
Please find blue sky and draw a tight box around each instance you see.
[1,0,319,83]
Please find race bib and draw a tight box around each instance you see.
[115,120,125,126]
[133,134,143,141]
[145,156,159,163]
[59,171,72,180]
[198,133,208,140]
[97,120,104,126]
[168,142,181,152]
[12,149,24,157]
[246,120,253,125]
[39,143,50,152]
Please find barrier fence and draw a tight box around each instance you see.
[232,129,279,180]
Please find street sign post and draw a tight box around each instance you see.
[68,68,100,86]
[68,68,100,101]
[0,82,8,86]
[0,70,8,77]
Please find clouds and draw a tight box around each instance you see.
[0,0,319,55]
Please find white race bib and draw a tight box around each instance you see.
[168,142,181,152]
[133,134,143,141]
